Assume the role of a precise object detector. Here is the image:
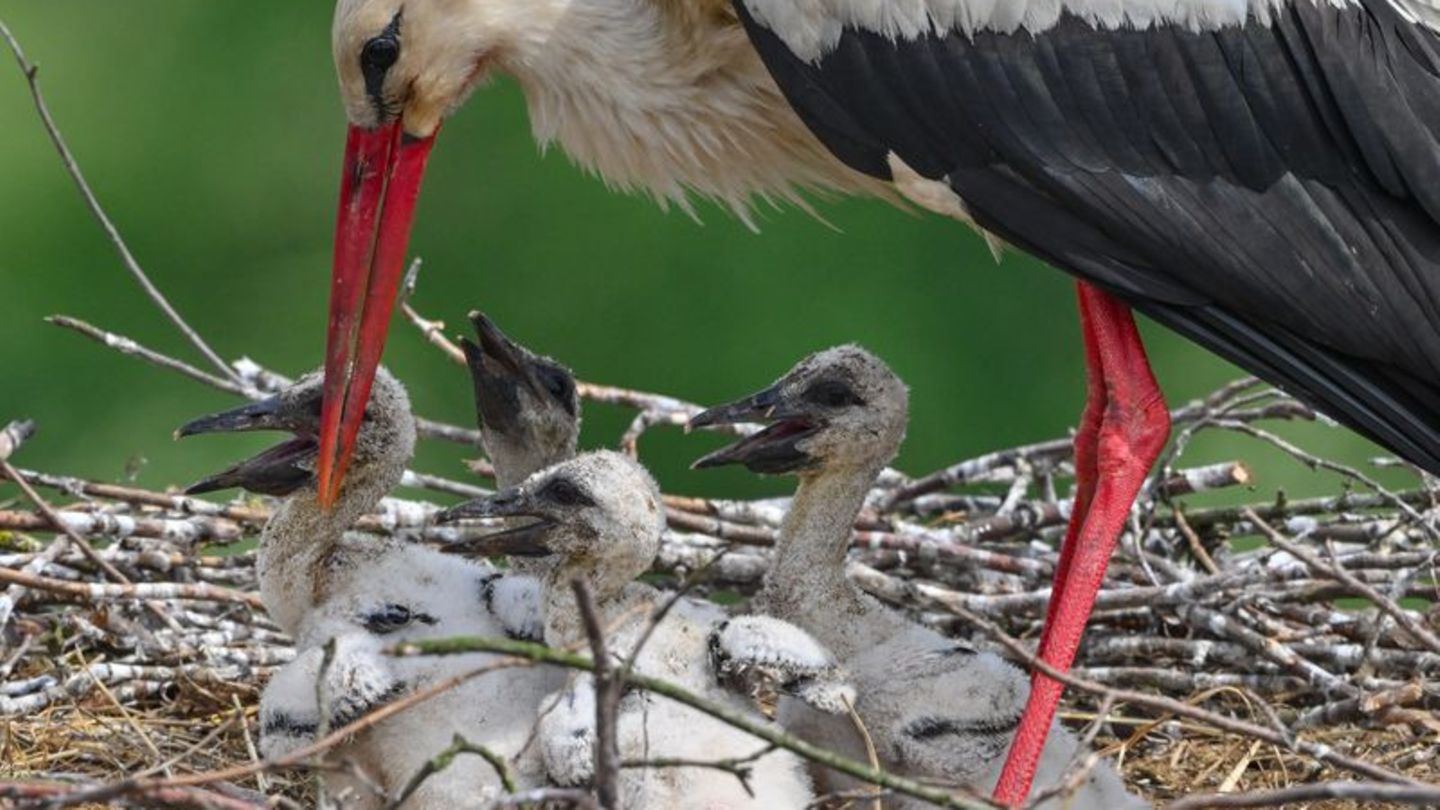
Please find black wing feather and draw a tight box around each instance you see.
[737,0,1440,472]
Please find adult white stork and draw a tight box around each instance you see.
[316,0,1440,802]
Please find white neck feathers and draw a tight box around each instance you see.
[500,0,880,222]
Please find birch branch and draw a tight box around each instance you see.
[1,22,238,383]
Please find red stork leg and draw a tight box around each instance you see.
[992,282,1171,806]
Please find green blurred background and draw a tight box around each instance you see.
[0,4,1404,507]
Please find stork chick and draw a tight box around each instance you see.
[442,451,825,809]
[456,311,583,641]
[178,367,551,808]
[691,346,1145,809]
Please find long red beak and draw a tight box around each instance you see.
[316,122,437,508]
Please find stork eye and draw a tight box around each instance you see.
[362,603,412,634]
[804,380,864,409]
[542,478,593,507]
[537,366,577,414]
[362,603,436,634]
[361,36,400,76]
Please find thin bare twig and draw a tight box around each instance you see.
[387,733,516,810]
[945,602,1420,786]
[395,635,996,810]
[573,579,622,810]
[0,20,239,383]
[1165,781,1440,809]
[1246,508,1440,656]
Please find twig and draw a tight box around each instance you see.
[49,313,484,448]
[1246,508,1440,656]
[398,260,467,366]
[75,648,170,776]
[232,693,269,793]
[621,745,778,798]
[843,693,884,810]
[386,733,516,810]
[0,461,131,585]
[1165,781,1440,809]
[47,315,248,397]
[0,565,261,609]
[944,603,1420,786]
[573,579,622,810]
[394,635,997,810]
[0,781,265,810]
[0,21,239,383]
[0,420,37,462]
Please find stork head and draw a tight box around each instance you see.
[179,367,415,513]
[438,451,664,592]
[689,345,908,475]
[461,311,581,486]
[321,0,512,508]
[318,0,871,507]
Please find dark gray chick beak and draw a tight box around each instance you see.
[438,488,555,558]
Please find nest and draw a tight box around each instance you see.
[2,333,1439,808]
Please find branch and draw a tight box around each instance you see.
[942,602,1421,786]
[386,733,516,810]
[621,744,778,798]
[573,579,622,810]
[0,20,239,383]
[0,565,261,609]
[393,635,997,810]
[0,419,37,462]
[49,313,484,448]
[0,781,265,810]
[1246,508,1440,656]
[1165,781,1440,809]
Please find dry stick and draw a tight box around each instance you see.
[49,313,484,449]
[0,420,37,462]
[0,21,238,384]
[0,508,246,546]
[394,636,996,810]
[1246,508,1440,656]
[945,604,1420,787]
[1172,508,1220,575]
[573,579,623,810]
[231,692,270,793]
[0,457,197,634]
[8,468,462,539]
[11,467,271,523]
[47,315,247,397]
[843,694,884,810]
[1165,781,1440,809]
[0,565,261,608]
[1214,419,1435,535]
[399,260,466,366]
[0,461,130,586]
[386,733,516,810]
[887,385,1301,508]
[621,747,776,797]
[74,647,171,777]
[0,781,265,810]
